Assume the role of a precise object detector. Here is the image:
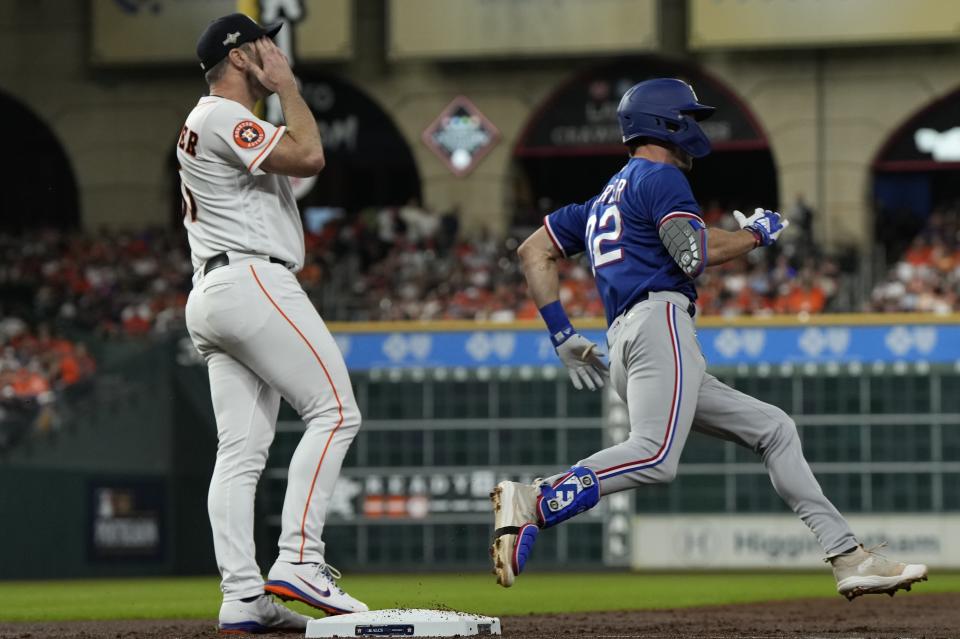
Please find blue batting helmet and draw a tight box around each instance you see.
[617,78,716,158]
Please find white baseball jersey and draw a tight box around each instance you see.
[176,96,304,272]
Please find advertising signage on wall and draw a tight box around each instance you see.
[514,59,767,158]
[177,320,960,371]
[690,0,960,50]
[318,321,960,370]
[87,479,165,562]
[633,515,960,569]
[389,0,657,59]
[90,0,351,65]
[322,469,607,524]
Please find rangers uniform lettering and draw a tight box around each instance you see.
[585,205,624,271]
[598,178,627,206]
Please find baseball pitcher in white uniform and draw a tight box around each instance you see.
[177,14,366,634]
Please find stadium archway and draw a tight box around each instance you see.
[170,73,421,227]
[872,86,960,260]
[512,57,776,227]
[0,91,79,230]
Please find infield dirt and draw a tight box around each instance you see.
[0,592,956,638]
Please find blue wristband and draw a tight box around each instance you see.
[539,301,574,346]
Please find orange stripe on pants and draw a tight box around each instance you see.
[250,264,344,562]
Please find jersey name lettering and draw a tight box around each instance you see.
[597,178,627,206]
[178,125,199,157]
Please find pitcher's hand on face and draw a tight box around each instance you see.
[556,334,608,391]
[240,37,297,95]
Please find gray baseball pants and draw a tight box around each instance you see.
[551,291,858,556]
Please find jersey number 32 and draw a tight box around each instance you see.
[585,205,623,271]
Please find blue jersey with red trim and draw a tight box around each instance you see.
[543,158,703,325]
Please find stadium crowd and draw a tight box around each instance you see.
[0,321,96,450]
[2,197,954,449]
[0,229,191,337]
[0,202,850,335]
[868,203,960,314]
[0,322,95,400]
[11,196,960,349]
[298,205,602,321]
[0,229,180,449]
[694,197,840,317]
[302,199,842,320]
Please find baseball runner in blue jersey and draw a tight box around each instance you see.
[490,78,929,600]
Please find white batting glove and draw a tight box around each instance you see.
[732,207,790,247]
[556,334,608,391]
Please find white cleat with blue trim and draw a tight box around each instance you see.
[265,561,369,616]
[218,594,312,634]
[489,480,541,588]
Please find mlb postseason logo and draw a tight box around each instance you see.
[422,96,500,177]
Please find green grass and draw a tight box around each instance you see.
[2,572,959,622]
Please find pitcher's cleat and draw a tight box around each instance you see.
[218,594,312,634]
[830,544,928,601]
[265,561,369,615]
[489,480,540,588]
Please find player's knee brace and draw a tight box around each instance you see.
[537,466,600,528]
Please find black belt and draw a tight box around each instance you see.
[631,292,697,318]
[203,253,287,275]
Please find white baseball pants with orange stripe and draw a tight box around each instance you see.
[186,255,360,601]
[549,291,857,556]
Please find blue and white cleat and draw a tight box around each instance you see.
[490,480,541,588]
[265,561,368,616]
[218,594,312,634]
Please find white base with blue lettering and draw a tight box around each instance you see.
[305,608,501,637]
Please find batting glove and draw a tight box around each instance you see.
[555,333,608,391]
[732,207,790,247]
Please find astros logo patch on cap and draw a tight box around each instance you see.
[233,121,265,148]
